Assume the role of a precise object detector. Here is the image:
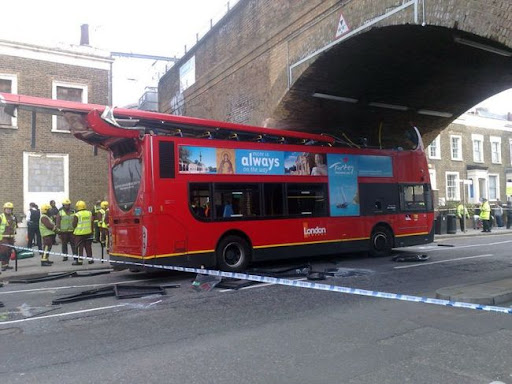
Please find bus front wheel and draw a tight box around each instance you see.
[216,235,251,272]
[369,226,393,257]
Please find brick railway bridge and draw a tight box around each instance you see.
[158,0,512,146]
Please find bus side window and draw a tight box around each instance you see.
[213,183,260,219]
[189,183,211,220]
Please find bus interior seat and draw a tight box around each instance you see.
[223,204,234,217]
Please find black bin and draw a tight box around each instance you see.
[446,214,457,234]
[435,214,447,235]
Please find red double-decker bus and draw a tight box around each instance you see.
[1,93,434,271]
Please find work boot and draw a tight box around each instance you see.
[71,260,83,266]
[41,261,52,267]
[63,256,68,261]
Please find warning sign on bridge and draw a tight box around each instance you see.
[335,11,350,38]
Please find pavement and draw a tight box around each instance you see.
[434,226,512,306]
[0,241,112,282]
[1,227,512,306]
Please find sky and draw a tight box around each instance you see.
[0,0,233,105]
[474,89,512,115]
[0,0,232,57]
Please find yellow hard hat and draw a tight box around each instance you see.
[101,201,109,209]
[41,203,51,214]
[75,200,86,210]
[62,198,71,205]
[3,202,13,209]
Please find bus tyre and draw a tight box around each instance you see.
[216,235,251,272]
[369,226,393,258]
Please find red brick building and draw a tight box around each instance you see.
[0,39,112,221]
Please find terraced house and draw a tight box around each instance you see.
[427,108,512,207]
[0,38,112,221]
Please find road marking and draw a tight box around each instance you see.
[394,254,494,269]
[0,304,127,325]
[0,279,150,295]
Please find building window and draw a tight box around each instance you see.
[450,135,462,161]
[471,134,484,163]
[490,136,501,164]
[0,74,17,128]
[428,136,441,159]
[52,82,88,132]
[488,174,499,201]
[428,169,437,190]
[509,139,512,166]
[446,172,460,201]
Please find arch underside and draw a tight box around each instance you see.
[272,25,512,147]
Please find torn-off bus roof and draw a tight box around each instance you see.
[0,93,335,149]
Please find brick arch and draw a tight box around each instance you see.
[270,23,512,145]
[158,0,512,142]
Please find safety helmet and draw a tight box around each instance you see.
[101,201,109,209]
[75,200,86,210]
[62,198,71,205]
[41,203,51,214]
[3,202,13,209]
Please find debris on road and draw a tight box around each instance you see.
[392,254,430,262]
[52,286,116,304]
[216,278,260,290]
[10,271,77,284]
[114,285,167,299]
[192,274,222,292]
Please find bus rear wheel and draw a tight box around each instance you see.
[369,226,393,257]
[216,235,251,272]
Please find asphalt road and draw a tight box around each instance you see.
[1,234,512,384]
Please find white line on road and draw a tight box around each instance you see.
[394,254,494,269]
[0,304,128,325]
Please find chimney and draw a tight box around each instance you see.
[80,24,90,46]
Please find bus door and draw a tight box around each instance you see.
[111,157,147,263]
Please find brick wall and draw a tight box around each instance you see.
[0,53,110,219]
[428,119,512,204]
[159,0,512,129]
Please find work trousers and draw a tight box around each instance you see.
[74,234,93,262]
[41,235,55,261]
[59,232,76,256]
[0,239,13,266]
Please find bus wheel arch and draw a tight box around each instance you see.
[369,223,394,257]
[215,231,252,272]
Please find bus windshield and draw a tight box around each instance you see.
[112,158,142,211]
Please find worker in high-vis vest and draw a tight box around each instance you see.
[92,200,101,243]
[0,202,17,272]
[98,201,110,251]
[39,203,56,267]
[72,200,93,265]
[56,198,75,261]
[480,198,492,233]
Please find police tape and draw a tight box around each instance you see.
[7,245,512,315]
